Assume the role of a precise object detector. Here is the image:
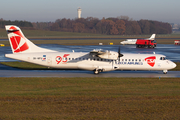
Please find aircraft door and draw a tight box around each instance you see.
[47,57,52,65]
[112,60,118,69]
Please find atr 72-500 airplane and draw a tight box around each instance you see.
[5,25,176,74]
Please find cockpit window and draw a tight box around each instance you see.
[160,57,166,60]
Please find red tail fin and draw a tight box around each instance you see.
[6,26,29,53]
[5,25,57,53]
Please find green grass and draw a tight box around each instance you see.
[173,62,180,71]
[0,77,179,119]
[1,28,180,38]
[0,28,105,38]
[1,28,180,45]
[1,61,180,71]
[0,61,50,70]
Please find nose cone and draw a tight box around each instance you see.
[172,62,177,69]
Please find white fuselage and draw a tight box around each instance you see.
[120,39,137,45]
[5,52,176,72]
[120,34,156,45]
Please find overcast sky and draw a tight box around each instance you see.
[0,0,180,24]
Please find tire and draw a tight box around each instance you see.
[94,70,99,74]
[136,45,140,48]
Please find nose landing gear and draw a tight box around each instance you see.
[163,70,167,74]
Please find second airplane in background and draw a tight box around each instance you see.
[120,34,156,45]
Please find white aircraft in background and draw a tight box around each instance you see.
[120,34,156,45]
[5,26,176,74]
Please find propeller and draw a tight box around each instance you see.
[118,46,123,61]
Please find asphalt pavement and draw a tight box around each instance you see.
[0,44,180,77]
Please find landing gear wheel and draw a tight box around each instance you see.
[163,70,168,74]
[94,70,99,75]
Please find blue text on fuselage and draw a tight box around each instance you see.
[117,62,143,65]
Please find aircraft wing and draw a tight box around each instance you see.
[90,49,107,55]
[90,49,118,60]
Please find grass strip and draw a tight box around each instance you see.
[0,61,49,70]
[0,77,179,119]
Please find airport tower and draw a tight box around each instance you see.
[77,7,82,18]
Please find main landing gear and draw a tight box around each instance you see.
[94,70,99,75]
[93,69,103,75]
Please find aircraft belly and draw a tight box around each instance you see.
[121,41,136,45]
[78,61,113,71]
[52,63,78,69]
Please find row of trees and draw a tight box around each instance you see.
[0,18,33,28]
[0,17,172,35]
[49,17,172,35]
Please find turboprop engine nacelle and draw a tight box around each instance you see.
[98,51,118,60]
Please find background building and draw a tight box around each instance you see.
[77,7,82,18]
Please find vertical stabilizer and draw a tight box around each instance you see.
[149,34,156,40]
[5,25,56,53]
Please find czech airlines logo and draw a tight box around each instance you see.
[9,26,29,53]
[42,55,46,61]
[145,56,156,67]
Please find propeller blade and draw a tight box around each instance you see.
[118,46,123,61]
